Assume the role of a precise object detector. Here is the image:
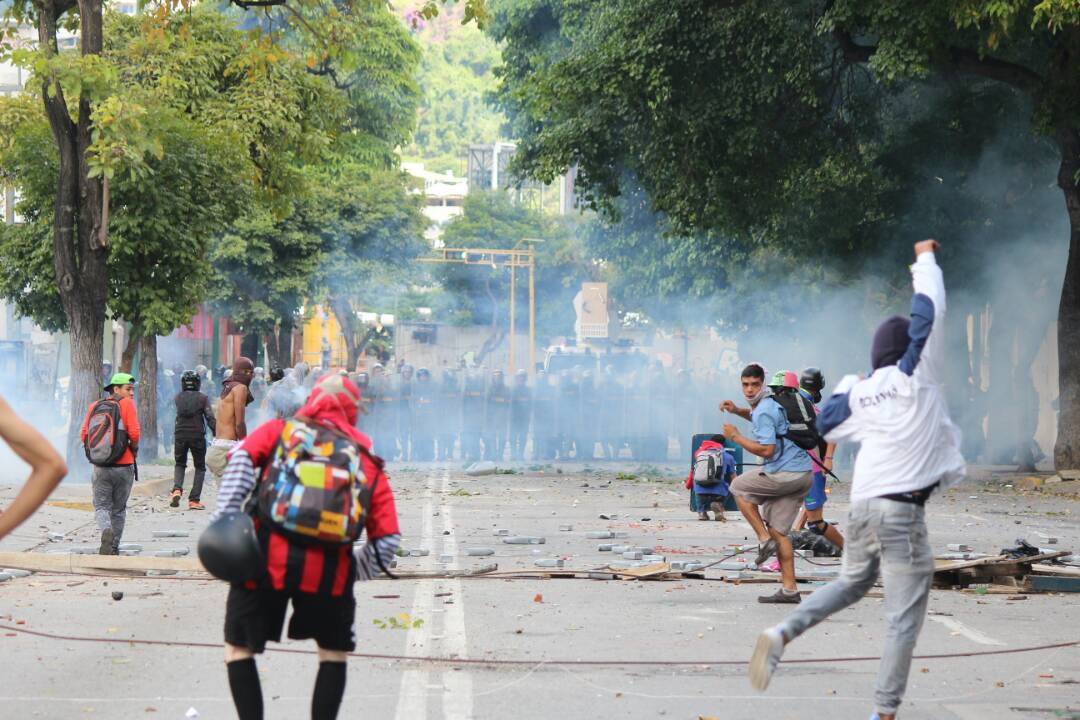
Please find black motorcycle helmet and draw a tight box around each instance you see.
[180,370,200,392]
[800,367,825,403]
[197,513,265,584]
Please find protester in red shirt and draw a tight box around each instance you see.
[80,372,140,555]
[212,372,400,720]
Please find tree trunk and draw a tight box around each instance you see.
[329,294,360,372]
[269,318,294,369]
[1054,128,1080,471]
[119,323,139,373]
[38,0,109,480]
[136,334,158,461]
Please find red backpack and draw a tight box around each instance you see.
[83,398,130,466]
[256,417,380,546]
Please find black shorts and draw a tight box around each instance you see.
[224,585,357,653]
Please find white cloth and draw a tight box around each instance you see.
[823,252,966,502]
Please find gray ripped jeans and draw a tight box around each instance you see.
[91,465,135,549]
[778,497,933,716]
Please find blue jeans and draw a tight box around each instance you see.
[778,497,933,716]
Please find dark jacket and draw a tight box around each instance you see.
[174,390,216,442]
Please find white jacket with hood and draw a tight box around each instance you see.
[816,251,966,502]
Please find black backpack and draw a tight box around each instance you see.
[768,389,822,451]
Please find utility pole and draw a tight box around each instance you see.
[419,246,538,375]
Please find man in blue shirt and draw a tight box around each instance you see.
[722,365,813,603]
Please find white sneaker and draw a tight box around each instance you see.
[748,626,785,690]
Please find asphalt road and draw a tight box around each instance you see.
[0,461,1078,720]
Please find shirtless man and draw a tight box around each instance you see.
[206,357,255,478]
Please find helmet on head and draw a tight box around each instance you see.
[269,366,285,383]
[181,370,200,391]
[417,367,431,380]
[197,513,264,584]
[355,371,369,387]
[800,367,825,401]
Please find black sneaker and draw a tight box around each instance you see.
[758,589,801,604]
[755,538,778,566]
[99,528,115,556]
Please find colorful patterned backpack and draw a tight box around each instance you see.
[256,417,380,546]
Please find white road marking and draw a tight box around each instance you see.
[927,615,1006,646]
[393,470,474,720]
[394,473,438,720]
[439,470,474,720]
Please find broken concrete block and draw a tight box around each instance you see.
[631,546,654,554]
[611,545,631,553]
[145,569,178,576]
[534,558,564,568]
[407,549,430,557]
[47,532,65,542]
[153,549,189,558]
[611,531,630,538]
[586,531,614,539]
[558,524,574,532]
[622,551,643,560]
[119,549,141,557]
[465,548,494,556]
[502,536,545,545]
[152,530,190,538]
[597,544,613,552]
[588,572,616,580]
[642,555,666,563]
[118,544,143,552]
[0,573,12,582]
[947,544,973,552]
[465,461,497,476]
[492,529,510,536]
[1,569,32,578]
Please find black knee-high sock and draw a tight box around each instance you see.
[311,661,347,720]
[227,658,264,720]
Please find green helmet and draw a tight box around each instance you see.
[104,372,136,391]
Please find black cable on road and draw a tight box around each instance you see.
[0,623,1075,668]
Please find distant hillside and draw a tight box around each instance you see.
[394,1,506,175]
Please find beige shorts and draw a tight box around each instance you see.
[206,439,238,478]
[730,470,813,534]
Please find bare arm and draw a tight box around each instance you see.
[235,387,249,439]
[719,400,752,422]
[823,442,837,472]
[0,396,67,538]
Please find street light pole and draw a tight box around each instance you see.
[509,261,517,374]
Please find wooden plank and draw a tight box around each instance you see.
[0,551,204,575]
[933,551,1070,573]
[1030,563,1080,578]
